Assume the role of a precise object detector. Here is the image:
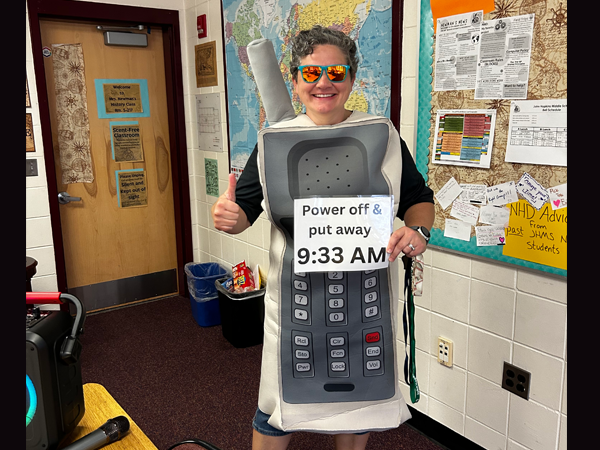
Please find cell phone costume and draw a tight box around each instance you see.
[246,39,412,433]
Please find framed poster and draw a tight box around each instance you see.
[195,41,218,88]
[26,113,35,152]
[116,169,148,208]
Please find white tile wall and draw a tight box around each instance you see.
[514,293,567,357]
[465,417,506,450]
[466,373,509,434]
[470,280,515,339]
[513,343,563,410]
[429,360,466,413]
[508,396,560,450]
[430,268,470,322]
[429,397,464,435]
[26,2,567,450]
[467,328,511,384]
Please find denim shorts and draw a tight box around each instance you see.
[252,408,368,436]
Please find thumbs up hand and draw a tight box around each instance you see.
[211,173,248,233]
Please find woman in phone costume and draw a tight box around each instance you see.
[211,25,434,450]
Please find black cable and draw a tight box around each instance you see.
[166,438,223,450]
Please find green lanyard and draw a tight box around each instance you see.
[402,255,420,403]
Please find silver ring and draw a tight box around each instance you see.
[408,243,416,251]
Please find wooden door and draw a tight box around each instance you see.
[40,20,178,311]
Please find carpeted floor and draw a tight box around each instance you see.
[78,296,445,450]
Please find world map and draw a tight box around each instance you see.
[223,0,393,175]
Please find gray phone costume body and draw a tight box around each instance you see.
[247,39,411,433]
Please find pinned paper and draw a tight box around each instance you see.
[476,225,506,246]
[548,183,567,210]
[487,181,518,206]
[479,205,510,226]
[516,173,549,210]
[435,177,463,210]
[444,218,471,242]
[450,200,480,226]
[459,184,487,205]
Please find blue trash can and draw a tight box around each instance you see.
[185,262,229,327]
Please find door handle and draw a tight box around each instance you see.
[58,192,82,204]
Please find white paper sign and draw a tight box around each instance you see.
[487,181,518,206]
[434,11,483,91]
[475,225,506,246]
[459,184,487,205]
[516,172,549,210]
[475,14,535,99]
[548,183,567,210]
[195,93,223,152]
[444,219,472,242]
[435,177,463,210]
[293,196,393,272]
[479,205,510,226]
[450,200,480,225]
[505,99,567,166]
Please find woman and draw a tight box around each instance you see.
[212,25,435,450]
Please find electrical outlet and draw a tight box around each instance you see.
[501,362,531,400]
[437,337,453,367]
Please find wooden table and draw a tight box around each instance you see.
[58,383,158,449]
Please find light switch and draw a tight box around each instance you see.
[26,159,38,177]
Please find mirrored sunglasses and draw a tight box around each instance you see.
[298,64,350,83]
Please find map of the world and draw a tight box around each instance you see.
[223,0,393,175]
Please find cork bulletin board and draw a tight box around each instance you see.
[416,0,567,277]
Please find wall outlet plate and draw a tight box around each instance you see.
[502,361,531,400]
[437,337,453,367]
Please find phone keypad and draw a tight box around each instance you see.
[289,265,386,381]
[326,272,347,326]
[292,268,311,325]
[292,330,314,378]
[327,332,349,377]
[363,326,384,376]
[362,270,382,322]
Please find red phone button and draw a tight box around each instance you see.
[365,332,380,343]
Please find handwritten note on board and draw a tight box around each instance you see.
[487,181,518,206]
[548,183,567,210]
[435,177,463,210]
[503,200,567,270]
[516,172,549,210]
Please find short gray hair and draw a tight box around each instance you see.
[290,25,359,81]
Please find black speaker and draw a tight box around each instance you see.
[26,293,86,450]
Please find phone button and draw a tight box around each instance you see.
[331,349,345,358]
[296,350,310,359]
[331,362,346,371]
[294,309,309,321]
[366,360,381,371]
[365,331,380,343]
[295,335,310,346]
[295,294,308,305]
[296,363,311,372]
[330,336,345,346]
[366,346,381,357]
